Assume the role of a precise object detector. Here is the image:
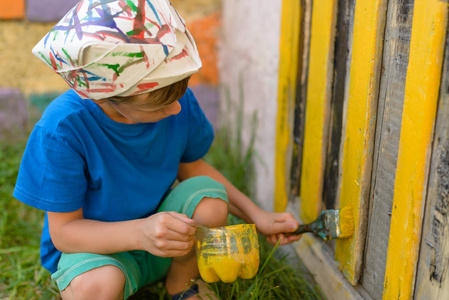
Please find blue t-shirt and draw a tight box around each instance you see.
[13,88,214,273]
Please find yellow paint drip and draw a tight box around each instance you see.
[196,224,259,283]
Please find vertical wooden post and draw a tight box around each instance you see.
[274,0,301,212]
[335,0,387,285]
[414,27,449,299]
[322,0,356,210]
[361,0,414,297]
[298,0,338,222]
[382,0,448,298]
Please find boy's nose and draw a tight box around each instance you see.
[164,101,181,116]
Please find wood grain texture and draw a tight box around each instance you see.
[294,233,371,300]
[361,1,413,298]
[299,0,338,222]
[334,0,387,285]
[382,0,448,298]
[414,20,449,300]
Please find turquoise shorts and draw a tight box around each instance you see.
[51,176,228,299]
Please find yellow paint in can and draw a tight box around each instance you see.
[196,224,260,283]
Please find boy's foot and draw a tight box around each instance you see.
[170,279,218,300]
[196,279,218,300]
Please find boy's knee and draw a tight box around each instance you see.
[193,197,228,228]
[62,265,125,300]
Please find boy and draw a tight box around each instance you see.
[14,1,301,299]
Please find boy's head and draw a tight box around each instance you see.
[96,76,189,124]
[32,0,201,100]
[108,76,190,107]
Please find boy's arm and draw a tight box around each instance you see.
[177,159,301,245]
[47,208,196,257]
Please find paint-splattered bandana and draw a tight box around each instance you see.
[32,0,201,100]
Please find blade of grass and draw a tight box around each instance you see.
[257,239,281,275]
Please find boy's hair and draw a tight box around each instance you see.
[108,77,190,106]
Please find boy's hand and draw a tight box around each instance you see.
[140,211,196,257]
[253,211,301,246]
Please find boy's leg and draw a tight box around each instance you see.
[52,252,142,300]
[165,197,228,297]
[54,176,228,300]
[156,176,229,298]
[60,265,125,300]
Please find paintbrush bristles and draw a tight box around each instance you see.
[338,206,355,238]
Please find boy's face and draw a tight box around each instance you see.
[102,93,182,124]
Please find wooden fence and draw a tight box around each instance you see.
[274,0,449,299]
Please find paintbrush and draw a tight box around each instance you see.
[287,206,354,241]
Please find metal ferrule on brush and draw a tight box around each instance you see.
[322,210,340,240]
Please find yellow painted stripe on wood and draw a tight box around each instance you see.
[383,1,448,299]
[274,0,301,212]
[299,0,337,222]
[334,0,385,285]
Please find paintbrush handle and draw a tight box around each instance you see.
[285,214,325,236]
[290,223,315,235]
[283,223,315,236]
[283,209,349,240]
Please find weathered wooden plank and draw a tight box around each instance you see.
[285,199,371,300]
[322,0,356,210]
[414,20,449,300]
[299,0,338,222]
[334,0,387,285]
[382,0,448,298]
[294,231,371,300]
[361,1,414,298]
[290,0,311,198]
[274,0,301,212]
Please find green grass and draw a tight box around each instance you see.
[0,122,324,299]
[208,235,324,299]
[0,140,60,299]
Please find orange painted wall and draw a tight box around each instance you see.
[0,0,25,19]
[188,12,220,87]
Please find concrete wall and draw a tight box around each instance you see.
[219,0,282,210]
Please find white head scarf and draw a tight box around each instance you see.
[32,0,202,100]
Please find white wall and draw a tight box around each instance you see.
[219,0,282,211]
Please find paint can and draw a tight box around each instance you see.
[195,224,260,283]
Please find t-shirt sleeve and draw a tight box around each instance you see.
[180,89,214,163]
[13,126,87,212]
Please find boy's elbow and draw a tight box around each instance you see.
[49,225,70,252]
[47,209,84,253]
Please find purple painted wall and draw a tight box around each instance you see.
[26,0,79,22]
[190,85,219,130]
[0,88,28,138]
